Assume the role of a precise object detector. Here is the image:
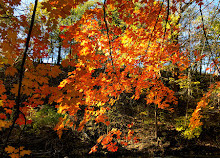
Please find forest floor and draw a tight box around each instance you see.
[1,116,220,158]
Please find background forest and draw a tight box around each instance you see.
[0,0,219,157]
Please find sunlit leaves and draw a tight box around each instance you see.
[189,82,220,131]
[53,115,74,138]
[0,0,211,156]
[89,145,98,154]
[145,82,177,109]
[52,1,181,153]
[89,127,138,153]
[41,0,89,22]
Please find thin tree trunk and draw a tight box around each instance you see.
[200,58,202,75]
[50,36,54,63]
[155,103,158,140]
[185,67,191,127]
[185,23,192,126]
[57,37,62,65]
[1,0,38,156]
[200,39,206,75]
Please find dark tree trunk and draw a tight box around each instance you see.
[57,37,62,65]
[155,104,158,140]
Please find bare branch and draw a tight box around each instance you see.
[200,5,220,74]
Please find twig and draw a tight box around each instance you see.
[103,0,115,70]
[200,5,220,74]
[163,0,170,41]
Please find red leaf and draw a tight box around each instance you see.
[0,113,6,119]
[206,68,210,71]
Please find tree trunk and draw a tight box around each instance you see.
[57,37,62,65]
[185,67,191,126]
[155,103,158,140]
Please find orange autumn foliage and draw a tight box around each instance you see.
[0,0,216,156]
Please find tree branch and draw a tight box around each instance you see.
[200,5,220,74]
[103,0,115,70]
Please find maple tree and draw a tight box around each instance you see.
[0,0,219,157]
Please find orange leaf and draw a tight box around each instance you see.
[57,130,63,139]
[97,135,104,143]
[5,67,18,76]
[89,145,98,154]
[5,145,15,153]
[206,68,211,71]
[101,135,112,145]
[20,149,31,156]
[4,108,12,114]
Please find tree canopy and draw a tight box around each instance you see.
[0,0,219,157]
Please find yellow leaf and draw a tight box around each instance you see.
[97,135,104,143]
[79,46,89,56]
[58,79,70,89]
